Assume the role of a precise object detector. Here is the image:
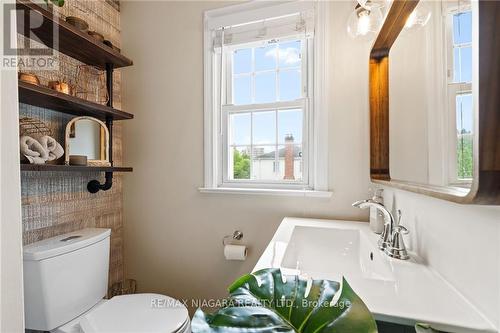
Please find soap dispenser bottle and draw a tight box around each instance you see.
[369,189,384,234]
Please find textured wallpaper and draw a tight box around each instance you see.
[19,0,125,288]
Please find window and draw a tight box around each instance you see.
[446,7,474,183]
[226,40,306,184]
[203,2,329,195]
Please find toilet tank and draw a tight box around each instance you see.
[23,228,111,331]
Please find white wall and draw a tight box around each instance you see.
[0,1,25,331]
[121,0,371,313]
[121,1,499,328]
[381,188,500,328]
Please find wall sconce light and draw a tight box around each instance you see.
[347,1,384,39]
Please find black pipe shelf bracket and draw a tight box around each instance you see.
[88,63,115,194]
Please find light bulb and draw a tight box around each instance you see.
[347,5,384,40]
[358,12,371,35]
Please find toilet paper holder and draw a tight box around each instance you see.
[222,230,243,245]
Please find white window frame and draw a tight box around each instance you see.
[201,1,330,196]
[444,4,474,186]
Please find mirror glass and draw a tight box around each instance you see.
[67,118,107,162]
[389,0,476,193]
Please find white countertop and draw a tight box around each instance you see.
[253,217,497,333]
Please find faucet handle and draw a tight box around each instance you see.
[385,209,410,260]
[394,210,408,234]
[396,209,402,225]
[394,224,409,235]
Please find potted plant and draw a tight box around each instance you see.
[192,268,378,333]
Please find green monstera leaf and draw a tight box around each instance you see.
[192,268,377,333]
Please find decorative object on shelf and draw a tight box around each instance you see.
[68,155,87,166]
[192,268,377,333]
[65,116,110,167]
[19,117,64,165]
[20,136,49,164]
[65,16,89,32]
[48,80,74,95]
[88,31,105,43]
[103,40,121,52]
[39,136,65,162]
[347,1,384,40]
[20,136,64,164]
[19,72,40,86]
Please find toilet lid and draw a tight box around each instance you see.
[79,294,189,333]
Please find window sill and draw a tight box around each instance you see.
[198,187,333,198]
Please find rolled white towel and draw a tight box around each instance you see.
[39,135,64,161]
[23,155,47,164]
[20,136,48,164]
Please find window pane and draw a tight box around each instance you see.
[255,45,276,71]
[251,146,278,180]
[233,75,252,105]
[456,93,473,179]
[278,109,303,144]
[229,113,251,145]
[255,72,277,103]
[233,48,252,74]
[252,111,276,144]
[279,70,301,101]
[459,46,472,83]
[456,94,473,134]
[453,46,472,83]
[453,11,472,45]
[276,144,303,181]
[278,41,301,68]
[230,146,251,180]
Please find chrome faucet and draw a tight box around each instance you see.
[352,199,409,260]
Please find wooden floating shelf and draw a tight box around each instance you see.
[21,164,133,172]
[16,0,133,69]
[18,81,134,120]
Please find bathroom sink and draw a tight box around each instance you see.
[254,217,496,333]
[281,226,394,282]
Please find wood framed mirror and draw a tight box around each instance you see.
[369,0,499,204]
[64,116,110,167]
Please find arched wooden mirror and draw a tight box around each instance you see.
[369,0,499,204]
[64,116,110,167]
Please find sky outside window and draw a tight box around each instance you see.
[452,11,472,83]
[229,40,304,181]
[232,40,302,105]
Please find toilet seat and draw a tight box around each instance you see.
[79,293,190,333]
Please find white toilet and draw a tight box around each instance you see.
[23,228,191,333]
